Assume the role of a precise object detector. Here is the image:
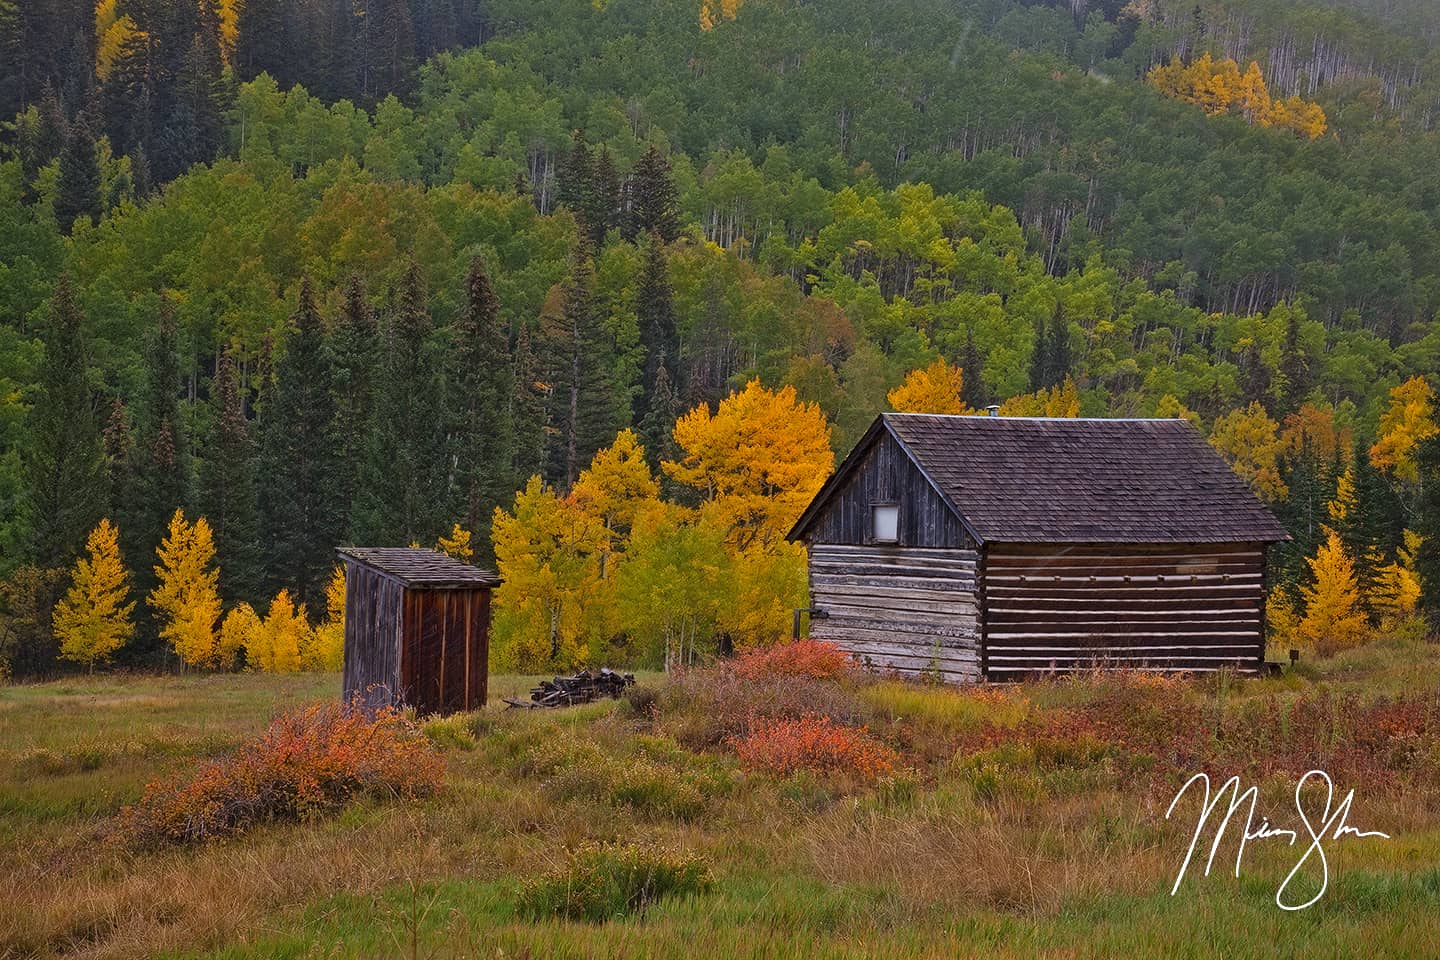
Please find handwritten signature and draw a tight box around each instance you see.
[1165,770,1390,910]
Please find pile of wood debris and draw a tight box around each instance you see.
[502,668,636,709]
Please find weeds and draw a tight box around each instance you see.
[516,843,712,921]
[730,715,898,781]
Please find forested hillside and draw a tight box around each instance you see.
[1,0,1437,677]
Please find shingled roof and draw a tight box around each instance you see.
[791,414,1290,544]
[336,547,501,588]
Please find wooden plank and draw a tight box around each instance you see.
[812,600,979,624]
[811,573,977,591]
[818,615,978,639]
[819,625,978,650]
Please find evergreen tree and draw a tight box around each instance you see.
[331,275,379,536]
[200,352,262,604]
[175,0,230,167]
[636,235,678,415]
[102,398,140,547]
[373,0,417,96]
[557,133,593,222]
[1027,315,1047,391]
[258,278,343,608]
[639,353,681,475]
[447,256,514,556]
[544,252,616,490]
[1274,436,1333,590]
[135,302,192,567]
[585,146,620,247]
[510,322,547,484]
[23,277,106,570]
[1414,434,1440,629]
[1277,309,1311,412]
[625,144,680,243]
[1043,306,1072,389]
[959,326,988,409]
[355,263,446,545]
[53,112,101,233]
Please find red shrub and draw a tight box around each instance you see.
[117,703,445,846]
[730,715,897,780]
[733,639,852,682]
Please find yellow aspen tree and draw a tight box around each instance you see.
[1298,529,1371,655]
[887,357,969,414]
[1208,402,1288,502]
[1369,376,1438,483]
[1372,531,1423,631]
[303,566,346,672]
[219,603,261,667]
[149,510,225,668]
[436,523,474,562]
[571,428,661,540]
[1327,464,1357,525]
[52,519,135,671]
[664,378,833,551]
[997,376,1080,418]
[245,590,311,673]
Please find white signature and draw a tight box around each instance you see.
[1165,770,1390,910]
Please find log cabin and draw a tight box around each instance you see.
[786,413,1290,682]
[338,547,500,714]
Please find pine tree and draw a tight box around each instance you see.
[1044,306,1072,388]
[639,353,681,474]
[959,326,988,409]
[585,146,620,247]
[510,322,548,484]
[52,518,135,672]
[1298,529,1370,656]
[636,235,678,416]
[557,133,593,222]
[175,0,230,167]
[447,256,514,556]
[53,111,101,233]
[331,275,379,535]
[1277,309,1311,412]
[200,352,261,603]
[259,278,343,608]
[1415,434,1440,629]
[355,263,446,545]
[23,277,107,571]
[544,252,615,490]
[148,509,225,668]
[1027,315,1047,391]
[372,0,417,96]
[625,144,680,243]
[102,398,140,548]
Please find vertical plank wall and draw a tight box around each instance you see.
[981,543,1266,676]
[341,564,405,709]
[402,588,489,715]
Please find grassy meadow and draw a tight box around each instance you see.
[3,641,1440,959]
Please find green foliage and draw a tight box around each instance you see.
[516,843,712,922]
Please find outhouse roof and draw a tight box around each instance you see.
[336,547,501,588]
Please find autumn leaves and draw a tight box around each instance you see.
[51,510,344,672]
[1147,53,1328,140]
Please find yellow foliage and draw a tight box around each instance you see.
[997,376,1080,418]
[1209,401,1288,502]
[436,523,474,562]
[1369,376,1438,484]
[887,357,969,415]
[95,0,140,82]
[52,519,135,670]
[305,565,346,672]
[1373,530,1424,630]
[719,540,810,650]
[149,510,226,669]
[245,590,312,673]
[1154,394,1201,427]
[1147,53,1327,139]
[664,378,833,551]
[1327,465,1357,525]
[571,428,661,537]
[699,0,743,30]
[1265,586,1302,653]
[1298,529,1370,656]
[219,603,260,667]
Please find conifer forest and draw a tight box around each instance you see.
[2,0,1440,678]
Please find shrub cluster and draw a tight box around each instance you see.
[660,667,865,748]
[117,703,445,846]
[730,714,898,781]
[517,843,712,921]
[732,639,853,682]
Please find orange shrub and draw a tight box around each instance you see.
[730,715,897,780]
[117,703,445,846]
[732,639,852,681]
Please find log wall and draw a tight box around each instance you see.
[981,543,1266,677]
[808,544,981,682]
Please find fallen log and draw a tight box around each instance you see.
[506,668,636,709]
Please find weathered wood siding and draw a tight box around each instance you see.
[805,431,974,549]
[402,588,489,715]
[342,559,490,715]
[342,563,405,711]
[981,543,1266,676]
[809,544,981,682]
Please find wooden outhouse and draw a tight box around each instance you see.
[337,547,500,714]
[787,414,1290,682]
